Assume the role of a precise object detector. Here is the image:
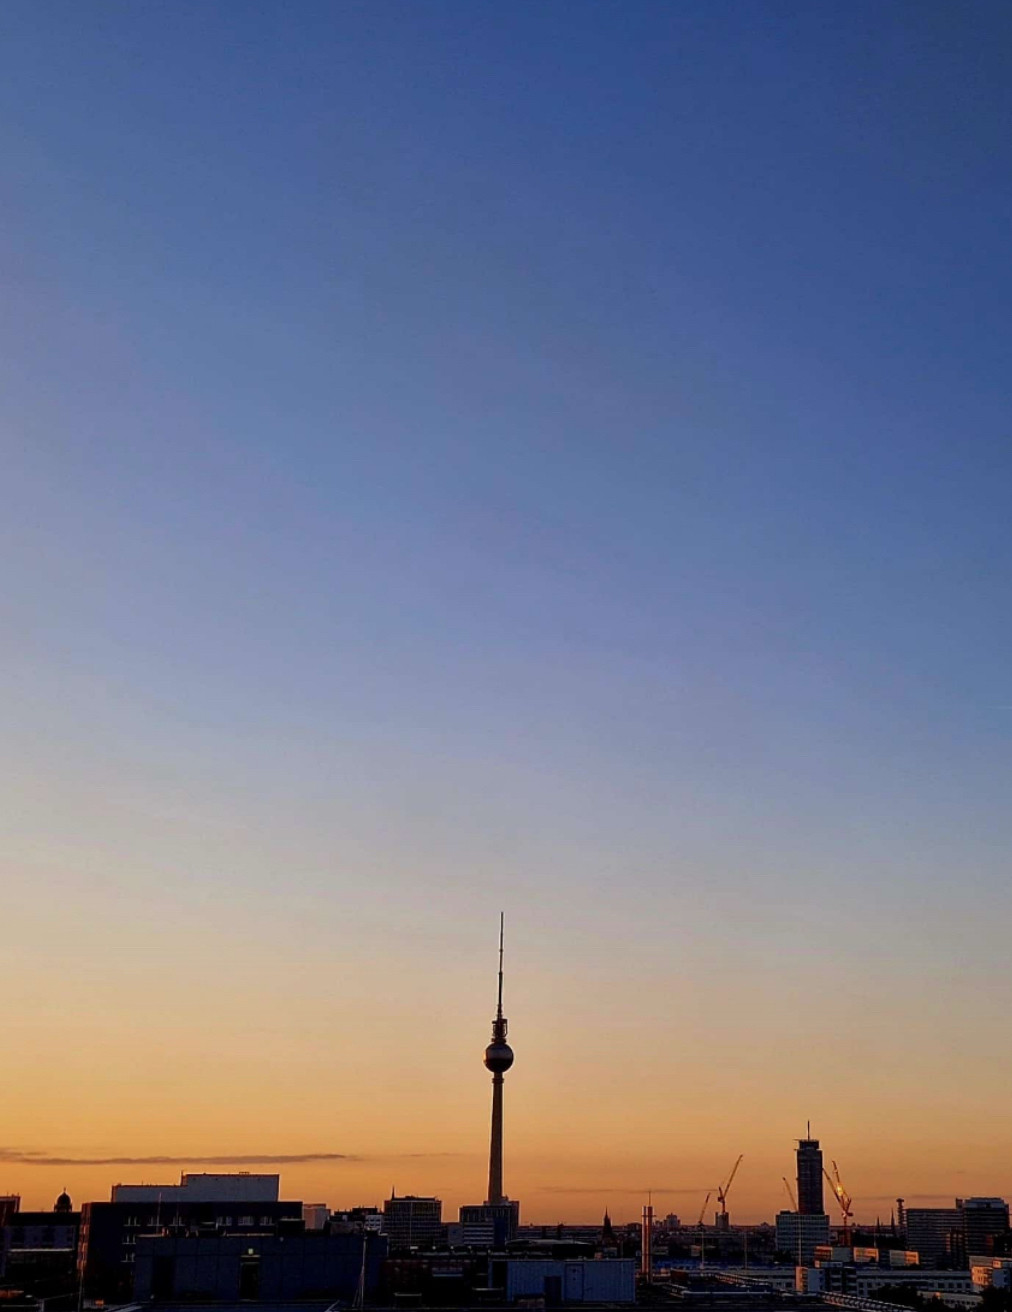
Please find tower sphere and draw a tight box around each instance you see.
[484,1040,514,1073]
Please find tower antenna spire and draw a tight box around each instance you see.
[497,912,505,1019]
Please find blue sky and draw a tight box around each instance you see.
[2,0,1012,1213]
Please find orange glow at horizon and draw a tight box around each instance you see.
[6,888,1012,1224]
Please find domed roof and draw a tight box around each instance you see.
[54,1190,72,1213]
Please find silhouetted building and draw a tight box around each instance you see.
[963,1198,1009,1261]
[383,1195,443,1250]
[459,1202,519,1247]
[78,1177,301,1301]
[134,1229,386,1301]
[906,1207,965,1267]
[797,1138,824,1215]
[1,1196,80,1285]
[497,1257,636,1303]
[382,1250,488,1304]
[331,1206,384,1233]
[776,1210,830,1265]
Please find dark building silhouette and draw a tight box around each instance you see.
[78,1192,301,1301]
[963,1198,1010,1260]
[797,1137,825,1215]
[382,1195,443,1250]
[906,1207,965,1267]
[459,1201,519,1248]
[0,1192,80,1288]
[133,1229,386,1301]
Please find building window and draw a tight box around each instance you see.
[239,1216,254,1227]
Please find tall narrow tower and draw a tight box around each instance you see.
[796,1134,824,1215]
[484,913,514,1206]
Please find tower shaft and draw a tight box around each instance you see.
[487,1072,505,1205]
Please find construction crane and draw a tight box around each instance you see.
[823,1160,854,1245]
[697,1191,711,1270]
[782,1177,798,1210]
[716,1155,743,1232]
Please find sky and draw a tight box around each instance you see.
[1,0,1011,1225]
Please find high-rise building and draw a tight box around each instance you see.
[382,1195,442,1250]
[797,1138,824,1215]
[962,1198,1009,1262]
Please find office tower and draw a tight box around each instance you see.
[906,1207,965,1267]
[797,1137,825,1215]
[962,1198,1009,1261]
[484,914,515,1207]
[382,1195,442,1250]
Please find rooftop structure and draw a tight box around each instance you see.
[111,1172,280,1204]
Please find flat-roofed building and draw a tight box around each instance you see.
[963,1198,1009,1260]
[776,1210,830,1265]
[907,1207,964,1267]
[382,1195,442,1250]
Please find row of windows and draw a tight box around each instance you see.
[124,1215,272,1228]
[6,1228,69,1245]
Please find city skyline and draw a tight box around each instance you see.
[3,0,1012,1236]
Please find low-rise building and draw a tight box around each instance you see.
[78,1175,302,1302]
[133,1229,387,1301]
[500,1257,636,1304]
[776,1211,830,1265]
[1,1193,79,1286]
[972,1257,1012,1291]
[460,1201,520,1247]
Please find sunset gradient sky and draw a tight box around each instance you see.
[3,1,1012,1223]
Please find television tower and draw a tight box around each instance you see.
[484,913,514,1206]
